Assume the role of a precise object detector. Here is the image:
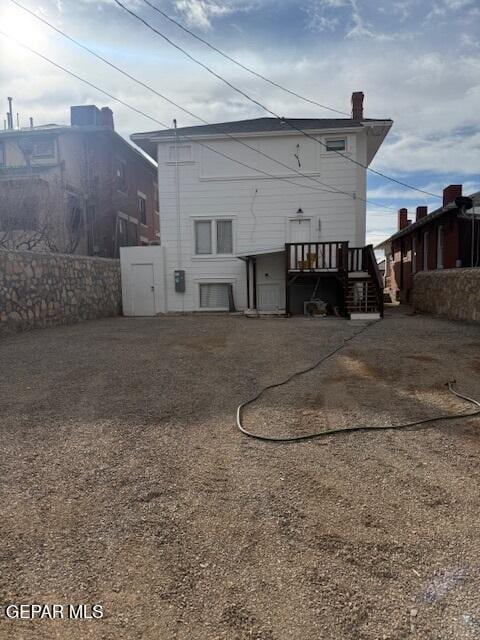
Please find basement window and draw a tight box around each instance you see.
[199,283,230,309]
[325,138,346,152]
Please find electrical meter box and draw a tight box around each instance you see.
[174,270,185,293]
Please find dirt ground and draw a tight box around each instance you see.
[0,306,479,639]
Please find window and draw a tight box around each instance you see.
[0,143,5,166]
[116,162,127,192]
[195,221,212,254]
[216,220,233,254]
[325,138,346,152]
[138,196,147,225]
[153,181,159,212]
[194,219,233,256]
[423,231,429,270]
[412,237,416,273]
[168,144,192,162]
[32,138,54,158]
[437,225,444,269]
[199,283,230,309]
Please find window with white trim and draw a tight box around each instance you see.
[199,283,230,309]
[32,138,55,158]
[423,231,429,270]
[194,219,233,255]
[437,225,444,269]
[169,144,192,162]
[325,138,346,152]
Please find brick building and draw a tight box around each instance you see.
[0,103,159,257]
[378,185,480,303]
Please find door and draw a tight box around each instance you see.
[257,283,282,311]
[289,218,311,242]
[131,263,155,316]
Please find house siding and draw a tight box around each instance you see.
[156,131,368,312]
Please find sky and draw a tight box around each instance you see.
[0,0,479,245]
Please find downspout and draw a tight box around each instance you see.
[174,119,181,270]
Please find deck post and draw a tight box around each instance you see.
[285,244,290,316]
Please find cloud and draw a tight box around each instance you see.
[173,0,256,29]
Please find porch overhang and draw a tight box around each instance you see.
[236,247,285,261]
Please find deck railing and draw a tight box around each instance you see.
[348,247,367,273]
[286,242,349,272]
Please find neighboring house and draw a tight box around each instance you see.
[130,92,392,316]
[377,185,480,303]
[0,103,159,257]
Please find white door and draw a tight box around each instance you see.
[289,219,311,242]
[257,283,282,311]
[131,263,155,316]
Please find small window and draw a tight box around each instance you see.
[118,217,127,235]
[423,231,429,270]
[325,138,346,152]
[195,220,212,254]
[412,237,416,273]
[0,143,5,166]
[216,220,233,254]
[437,225,444,269]
[169,144,192,162]
[138,196,147,225]
[153,181,159,211]
[116,162,127,192]
[199,283,230,309]
[32,138,54,158]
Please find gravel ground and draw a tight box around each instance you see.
[0,306,479,639]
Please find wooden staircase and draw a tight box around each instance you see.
[345,246,384,319]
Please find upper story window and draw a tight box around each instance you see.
[194,218,233,256]
[0,143,5,166]
[32,138,55,158]
[325,138,346,152]
[153,181,159,212]
[116,161,127,192]
[138,195,147,225]
[168,144,192,162]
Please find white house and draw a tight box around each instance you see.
[127,92,392,317]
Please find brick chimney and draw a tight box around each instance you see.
[443,184,462,207]
[416,206,428,221]
[100,107,114,130]
[351,91,364,120]
[398,208,408,231]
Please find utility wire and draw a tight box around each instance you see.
[0,30,360,197]
[140,0,350,117]
[6,0,396,211]
[113,0,442,200]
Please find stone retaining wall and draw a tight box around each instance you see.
[412,268,480,323]
[0,249,121,335]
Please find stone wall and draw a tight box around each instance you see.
[0,249,121,335]
[412,268,480,322]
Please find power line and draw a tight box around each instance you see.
[113,0,442,200]
[140,0,350,117]
[6,0,396,211]
[0,30,358,197]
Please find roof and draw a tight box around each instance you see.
[376,190,480,249]
[131,116,393,161]
[236,246,285,259]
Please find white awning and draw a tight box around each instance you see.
[236,246,285,259]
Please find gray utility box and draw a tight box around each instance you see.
[174,270,185,293]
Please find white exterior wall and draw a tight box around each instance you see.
[156,129,368,312]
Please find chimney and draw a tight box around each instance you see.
[398,208,408,231]
[416,206,428,221]
[100,107,114,130]
[70,105,101,127]
[7,97,13,129]
[351,91,364,120]
[443,184,462,208]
